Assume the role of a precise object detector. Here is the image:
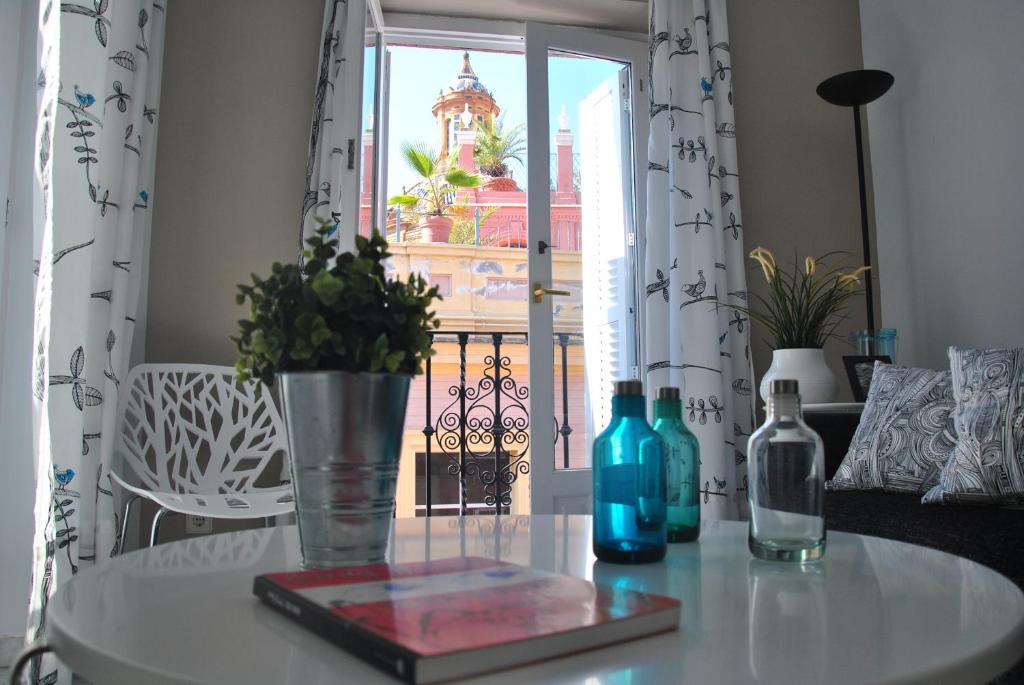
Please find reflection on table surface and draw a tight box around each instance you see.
[50,516,1024,685]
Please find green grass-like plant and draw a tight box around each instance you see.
[448,204,497,245]
[233,218,441,385]
[734,247,869,350]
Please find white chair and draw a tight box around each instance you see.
[112,364,293,551]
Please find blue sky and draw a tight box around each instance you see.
[362,46,624,197]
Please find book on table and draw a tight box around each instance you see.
[253,556,680,684]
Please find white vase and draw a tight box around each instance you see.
[759,348,839,404]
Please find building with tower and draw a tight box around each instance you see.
[432,52,500,160]
[359,52,582,250]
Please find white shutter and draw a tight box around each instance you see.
[580,69,635,451]
[337,0,369,249]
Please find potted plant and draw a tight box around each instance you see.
[234,219,441,567]
[474,115,525,191]
[388,142,480,243]
[735,247,868,403]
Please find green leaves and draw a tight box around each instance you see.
[234,217,441,385]
[444,167,481,189]
[366,337,407,373]
[393,141,480,218]
[384,350,406,373]
[727,250,863,351]
[311,271,344,305]
[474,116,526,177]
[387,194,420,209]
[368,333,391,372]
[401,142,437,178]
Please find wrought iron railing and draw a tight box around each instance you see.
[421,331,582,517]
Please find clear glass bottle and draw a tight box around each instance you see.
[593,380,667,564]
[747,379,825,562]
[651,386,700,542]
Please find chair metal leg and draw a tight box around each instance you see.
[9,638,52,685]
[150,507,172,547]
[117,494,142,555]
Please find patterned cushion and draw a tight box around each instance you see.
[923,347,1024,505]
[828,363,955,494]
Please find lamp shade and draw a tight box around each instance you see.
[816,69,894,107]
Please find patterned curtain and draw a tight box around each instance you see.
[300,0,361,258]
[27,1,167,680]
[645,0,754,520]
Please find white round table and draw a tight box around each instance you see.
[45,516,1024,684]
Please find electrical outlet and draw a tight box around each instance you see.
[186,515,213,535]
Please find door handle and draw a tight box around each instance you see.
[533,283,571,303]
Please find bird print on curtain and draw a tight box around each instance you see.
[645,0,754,520]
[28,2,167,682]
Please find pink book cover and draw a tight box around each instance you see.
[254,556,680,683]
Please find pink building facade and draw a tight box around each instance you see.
[359,53,582,251]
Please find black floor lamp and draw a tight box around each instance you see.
[816,69,894,341]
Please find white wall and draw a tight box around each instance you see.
[731,0,872,398]
[860,0,1024,369]
[145,0,873,402]
[146,0,322,366]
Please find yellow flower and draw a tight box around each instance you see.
[749,247,777,283]
[749,247,776,269]
[837,266,871,288]
[804,256,816,277]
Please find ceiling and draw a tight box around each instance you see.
[380,0,648,33]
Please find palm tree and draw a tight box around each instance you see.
[388,142,481,217]
[474,116,526,178]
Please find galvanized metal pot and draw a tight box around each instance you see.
[277,371,411,568]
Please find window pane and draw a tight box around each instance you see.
[380,46,531,516]
[549,50,638,470]
[359,13,378,237]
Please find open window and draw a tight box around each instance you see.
[356,11,647,516]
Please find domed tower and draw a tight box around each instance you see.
[432,52,500,158]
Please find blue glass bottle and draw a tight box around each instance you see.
[651,386,700,542]
[593,380,667,564]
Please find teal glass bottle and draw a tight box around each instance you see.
[651,386,700,542]
[592,380,667,564]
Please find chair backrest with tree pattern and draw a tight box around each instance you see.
[114,364,288,495]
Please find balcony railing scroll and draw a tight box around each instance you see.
[421,331,582,517]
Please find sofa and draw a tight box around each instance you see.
[811,411,1024,684]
